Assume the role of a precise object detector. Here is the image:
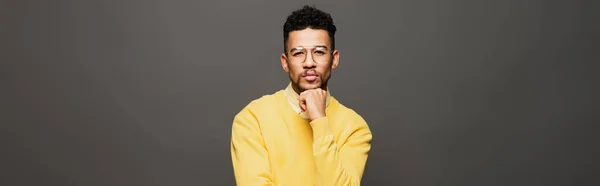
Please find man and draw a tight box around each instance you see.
[230,5,373,186]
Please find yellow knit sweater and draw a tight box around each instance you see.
[230,89,373,186]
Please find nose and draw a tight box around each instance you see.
[302,53,317,68]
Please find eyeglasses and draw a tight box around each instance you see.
[286,46,333,65]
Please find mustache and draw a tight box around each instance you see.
[300,70,319,77]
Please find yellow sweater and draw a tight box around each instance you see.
[230,88,373,186]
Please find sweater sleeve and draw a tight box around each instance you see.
[310,116,373,186]
[230,108,275,186]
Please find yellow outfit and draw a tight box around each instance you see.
[230,84,373,186]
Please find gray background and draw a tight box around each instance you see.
[1,0,598,185]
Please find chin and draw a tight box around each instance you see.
[299,82,322,90]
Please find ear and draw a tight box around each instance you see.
[331,50,340,70]
[281,53,289,72]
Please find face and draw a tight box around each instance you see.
[280,28,339,93]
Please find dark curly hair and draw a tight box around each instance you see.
[283,5,337,53]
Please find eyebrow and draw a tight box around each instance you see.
[289,45,329,52]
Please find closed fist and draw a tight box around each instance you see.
[298,88,327,120]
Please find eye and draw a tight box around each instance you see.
[292,52,305,56]
[314,51,326,55]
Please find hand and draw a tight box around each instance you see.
[298,88,327,121]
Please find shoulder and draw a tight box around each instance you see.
[331,98,365,120]
[328,98,373,141]
[330,97,370,128]
[231,90,283,135]
[234,90,282,118]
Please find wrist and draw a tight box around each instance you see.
[310,112,326,121]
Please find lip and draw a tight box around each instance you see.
[303,74,318,81]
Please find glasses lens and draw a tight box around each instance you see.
[312,47,330,64]
[288,48,307,64]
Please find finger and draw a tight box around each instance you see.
[300,90,312,100]
[299,100,306,111]
[298,92,306,100]
[314,89,323,97]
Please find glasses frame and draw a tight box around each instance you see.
[285,46,334,65]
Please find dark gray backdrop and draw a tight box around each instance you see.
[2,0,598,185]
